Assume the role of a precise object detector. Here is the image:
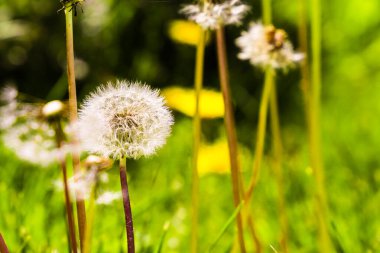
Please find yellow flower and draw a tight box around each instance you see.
[198,140,230,176]
[197,139,250,176]
[168,20,210,46]
[162,86,224,118]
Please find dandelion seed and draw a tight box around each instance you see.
[180,0,250,30]
[236,22,304,70]
[77,80,173,159]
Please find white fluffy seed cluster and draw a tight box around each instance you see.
[180,0,250,30]
[77,80,173,160]
[0,86,59,166]
[236,22,304,70]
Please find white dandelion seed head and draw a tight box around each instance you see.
[96,191,122,205]
[236,22,304,70]
[77,80,174,160]
[180,0,250,30]
[2,120,58,166]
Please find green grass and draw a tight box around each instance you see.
[1,103,379,252]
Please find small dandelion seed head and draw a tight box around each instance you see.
[180,0,250,30]
[236,22,304,70]
[78,80,174,160]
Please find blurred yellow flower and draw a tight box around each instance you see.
[197,139,249,176]
[168,20,210,46]
[162,86,224,118]
[198,140,230,176]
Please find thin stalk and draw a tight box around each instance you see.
[0,233,9,253]
[83,178,97,253]
[244,68,274,202]
[262,0,289,251]
[247,216,262,253]
[298,0,311,122]
[269,84,288,253]
[241,69,274,253]
[119,157,135,253]
[53,120,78,253]
[215,26,246,253]
[65,8,78,122]
[208,201,243,253]
[191,29,206,253]
[310,0,332,251]
[262,0,272,24]
[64,6,86,249]
[62,160,78,253]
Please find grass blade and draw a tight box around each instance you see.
[208,201,244,253]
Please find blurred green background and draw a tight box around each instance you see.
[1,0,380,252]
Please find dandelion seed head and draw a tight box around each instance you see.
[78,80,173,160]
[236,22,304,70]
[180,0,250,30]
[2,121,58,166]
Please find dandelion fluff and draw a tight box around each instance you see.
[78,80,173,159]
[236,22,304,69]
[180,0,250,30]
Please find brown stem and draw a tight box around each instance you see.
[53,120,78,253]
[0,233,9,253]
[119,158,135,253]
[62,160,79,253]
[64,9,86,249]
[215,26,246,253]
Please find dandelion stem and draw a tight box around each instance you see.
[244,68,273,202]
[247,216,261,253]
[310,0,332,251]
[65,7,78,123]
[215,26,246,253]
[64,6,86,249]
[62,160,79,253]
[83,179,97,253]
[191,29,206,253]
[269,83,288,253]
[262,0,289,251]
[119,157,135,253]
[52,120,78,253]
[298,0,311,121]
[0,233,9,253]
